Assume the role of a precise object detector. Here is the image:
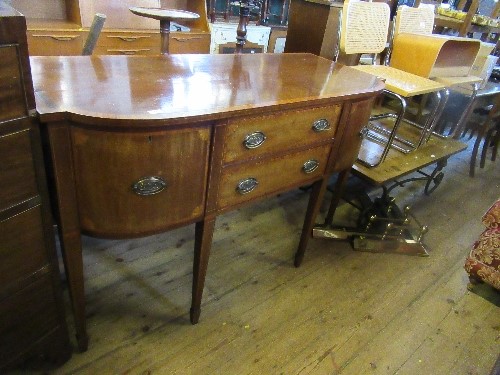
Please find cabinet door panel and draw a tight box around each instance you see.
[71,126,210,237]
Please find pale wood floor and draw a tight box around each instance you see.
[27,137,500,374]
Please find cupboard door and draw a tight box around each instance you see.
[70,126,210,237]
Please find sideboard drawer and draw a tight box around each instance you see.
[0,128,38,211]
[27,30,85,56]
[169,32,211,54]
[216,144,331,209]
[222,105,341,164]
[71,126,210,237]
[95,31,160,55]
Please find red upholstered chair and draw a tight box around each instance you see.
[464,198,500,290]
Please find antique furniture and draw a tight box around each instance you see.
[208,22,271,53]
[464,198,500,290]
[31,53,384,351]
[129,7,200,54]
[290,1,479,255]
[284,0,342,61]
[9,0,210,56]
[0,2,71,371]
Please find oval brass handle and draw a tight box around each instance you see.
[132,176,167,196]
[311,119,330,132]
[236,177,259,195]
[302,159,319,174]
[243,131,266,149]
[359,126,369,139]
[33,34,80,41]
[171,37,203,42]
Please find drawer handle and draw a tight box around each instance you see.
[108,36,150,42]
[236,177,259,195]
[132,176,167,196]
[312,119,330,132]
[171,37,203,42]
[32,34,80,41]
[302,159,320,174]
[243,131,266,149]
[108,49,151,55]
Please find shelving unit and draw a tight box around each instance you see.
[9,0,211,55]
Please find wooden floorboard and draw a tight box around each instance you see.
[15,136,500,375]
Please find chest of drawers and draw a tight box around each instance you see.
[0,3,70,370]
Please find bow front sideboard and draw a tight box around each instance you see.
[30,53,384,351]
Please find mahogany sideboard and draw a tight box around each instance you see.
[30,53,384,351]
[0,1,71,370]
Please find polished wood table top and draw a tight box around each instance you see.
[31,53,384,125]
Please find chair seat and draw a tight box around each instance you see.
[351,65,445,97]
[464,199,500,290]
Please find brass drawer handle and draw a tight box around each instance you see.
[243,131,266,149]
[108,49,151,55]
[132,176,167,196]
[312,118,330,132]
[302,159,319,174]
[236,177,259,195]
[32,34,80,41]
[108,36,150,42]
[171,37,203,42]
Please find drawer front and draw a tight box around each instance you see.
[0,45,27,122]
[94,45,156,55]
[95,31,160,55]
[71,126,210,237]
[0,205,47,287]
[222,105,341,164]
[0,274,60,365]
[27,30,85,56]
[100,32,159,48]
[217,144,331,209]
[169,32,211,54]
[0,127,38,211]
